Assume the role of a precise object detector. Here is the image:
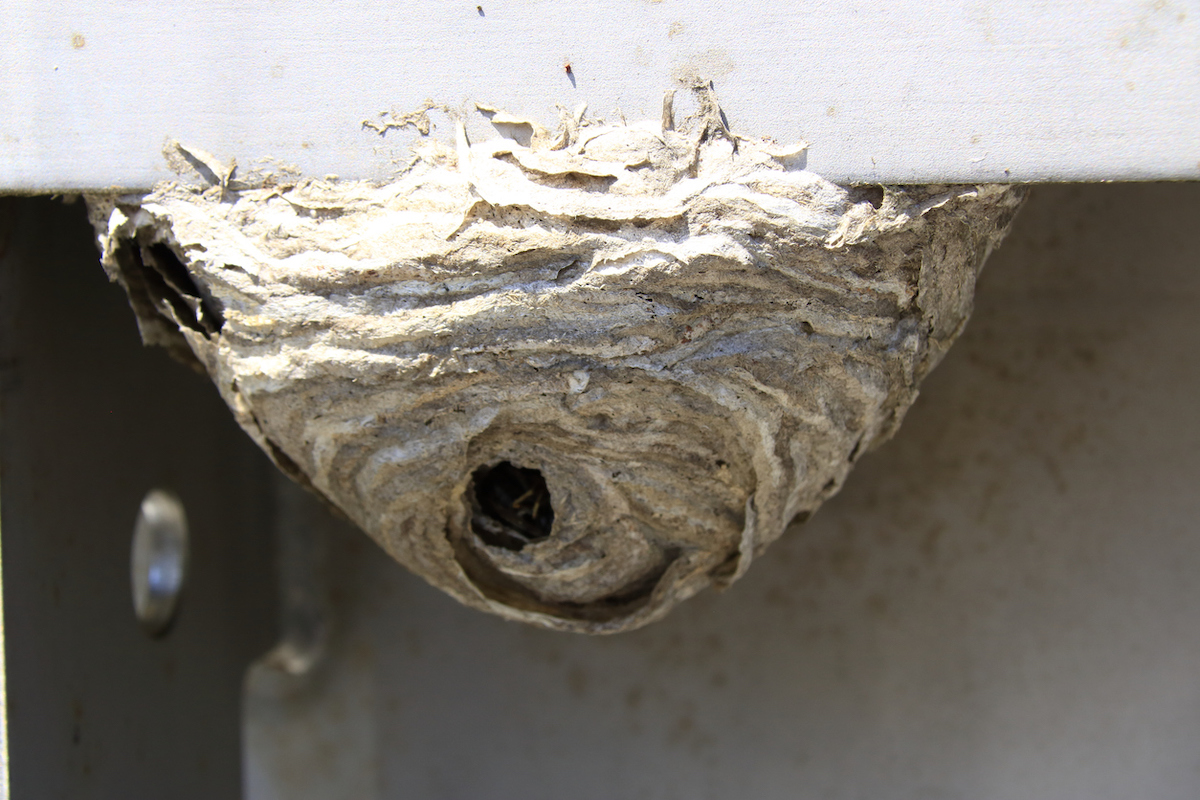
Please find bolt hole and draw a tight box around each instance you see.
[131,489,189,637]
[470,462,554,551]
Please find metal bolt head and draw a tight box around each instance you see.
[130,489,189,636]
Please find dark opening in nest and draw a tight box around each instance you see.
[470,461,554,551]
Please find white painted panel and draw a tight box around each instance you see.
[2,0,1198,191]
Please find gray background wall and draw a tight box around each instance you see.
[246,182,1200,800]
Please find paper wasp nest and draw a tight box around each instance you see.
[89,92,1024,633]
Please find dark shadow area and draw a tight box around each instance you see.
[470,461,554,551]
[0,197,278,799]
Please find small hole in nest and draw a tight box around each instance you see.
[470,462,554,551]
[850,185,885,209]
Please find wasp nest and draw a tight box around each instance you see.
[89,91,1024,633]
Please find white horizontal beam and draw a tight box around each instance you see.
[2,0,1198,191]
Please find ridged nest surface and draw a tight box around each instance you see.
[90,98,1024,632]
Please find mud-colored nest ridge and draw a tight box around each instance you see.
[89,93,1024,633]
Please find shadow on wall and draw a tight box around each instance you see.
[245,183,1200,800]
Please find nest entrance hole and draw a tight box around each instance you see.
[470,462,554,551]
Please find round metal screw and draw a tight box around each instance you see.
[130,488,189,636]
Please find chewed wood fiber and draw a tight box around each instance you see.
[90,96,1024,632]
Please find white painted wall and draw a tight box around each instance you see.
[245,182,1200,800]
[2,0,1198,191]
